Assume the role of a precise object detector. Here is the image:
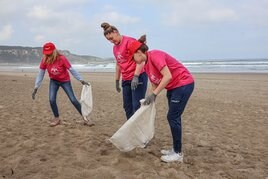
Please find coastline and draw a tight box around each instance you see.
[1,58,268,74]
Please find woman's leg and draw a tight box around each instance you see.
[49,79,60,117]
[166,83,194,153]
[122,80,133,119]
[132,72,148,112]
[61,81,82,115]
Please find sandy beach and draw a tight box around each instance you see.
[0,72,267,179]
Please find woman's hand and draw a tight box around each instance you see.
[143,93,157,105]
[32,88,38,100]
[80,80,90,86]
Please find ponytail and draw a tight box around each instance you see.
[137,35,149,53]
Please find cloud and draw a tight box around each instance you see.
[240,0,268,27]
[25,2,94,50]
[0,25,13,41]
[93,8,140,25]
[156,0,268,27]
[207,9,237,22]
[97,12,139,24]
[27,6,53,20]
[0,1,15,15]
[34,35,45,43]
[159,0,238,26]
[27,3,91,38]
[0,0,266,59]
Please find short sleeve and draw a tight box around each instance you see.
[39,58,47,70]
[60,55,72,69]
[150,51,167,72]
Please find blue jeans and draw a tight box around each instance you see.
[49,79,82,117]
[122,72,148,119]
[166,82,194,153]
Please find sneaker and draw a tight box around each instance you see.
[49,118,61,127]
[161,152,183,163]
[83,117,95,127]
[83,120,95,127]
[161,148,175,155]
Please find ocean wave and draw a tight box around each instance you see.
[1,59,268,73]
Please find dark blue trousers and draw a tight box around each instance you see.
[166,82,194,153]
[122,72,148,119]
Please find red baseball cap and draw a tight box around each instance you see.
[43,42,56,55]
[128,40,142,58]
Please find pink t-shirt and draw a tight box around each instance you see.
[113,35,144,80]
[144,50,194,90]
[40,55,71,82]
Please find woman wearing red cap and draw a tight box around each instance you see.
[101,22,148,120]
[128,36,194,163]
[32,42,93,127]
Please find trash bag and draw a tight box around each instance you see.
[109,100,156,152]
[80,84,93,117]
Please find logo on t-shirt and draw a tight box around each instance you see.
[116,52,126,63]
[150,74,161,85]
[50,67,60,75]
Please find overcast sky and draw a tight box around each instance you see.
[0,0,267,60]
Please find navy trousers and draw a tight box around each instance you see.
[166,82,194,153]
[122,72,148,119]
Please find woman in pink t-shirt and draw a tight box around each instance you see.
[32,42,93,127]
[101,22,148,120]
[128,36,194,163]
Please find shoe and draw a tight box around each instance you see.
[83,117,95,127]
[83,120,95,127]
[161,148,175,155]
[49,118,61,127]
[161,152,183,163]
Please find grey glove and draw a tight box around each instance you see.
[32,88,38,100]
[116,80,121,93]
[131,75,139,90]
[80,80,90,86]
[143,93,157,105]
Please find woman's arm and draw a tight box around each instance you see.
[69,67,82,81]
[34,69,46,89]
[134,62,145,76]
[115,63,121,80]
[150,83,157,92]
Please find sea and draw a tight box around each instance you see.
[0,59,268,73]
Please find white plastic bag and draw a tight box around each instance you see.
[80,84,93,117]
[109,100,156,152]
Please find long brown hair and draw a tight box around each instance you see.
[101,22,119,36]
[44,49,61,64]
